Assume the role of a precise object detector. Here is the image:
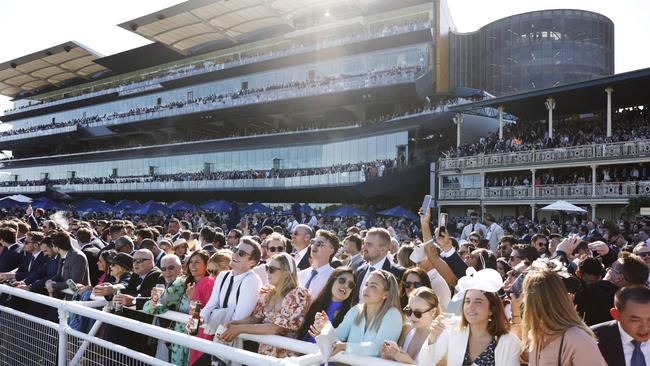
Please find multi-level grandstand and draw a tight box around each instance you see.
[0,0,619,209]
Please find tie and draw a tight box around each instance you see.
[28,255,35,271]
[305,269,318,289]
[471,224,475,232]
[632,340,647,366]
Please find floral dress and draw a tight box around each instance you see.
[143,277,189,366]
[253,285,311,358]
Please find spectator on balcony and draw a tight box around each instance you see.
[484,214,504,253]
[460,212,486,241]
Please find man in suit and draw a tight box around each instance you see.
[0,227,24,273]
[292,224,313,270]
[353,228,405,303]
[342,234,365,272]
[2,231,47,283]
[298,229,338,298]
[484,213,504,253]
[46,231,90,300]
[591,286,650,366]
[77,227,101,286]
[199,226,218,254]
[168,218,182,243]
[25,206,45,231]
[139,239,165,268]
[459,212,486,241]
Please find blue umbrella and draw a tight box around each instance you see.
[115,199,140,211]
[377,205,419,221]
[200,199,232,212]
[31,197,68,211]
[0,198,29,209]
[168,200,198,212]
[129,200,169,215]
[301,204,314,215]
[75,199,115,214]
[242,202,273,214]
[325,205,368,217]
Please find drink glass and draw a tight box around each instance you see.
[442,312,454,326]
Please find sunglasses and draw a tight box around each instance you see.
[335,277,355,289]
[133,258,150,264]
[234,247,251,258]
[403,281,423,289]
[469,239,479,243]
[160,266,177,272]
[403,306,433,319]
[268,246,284,253]
[265,265,282,274]
[636,252,650,258]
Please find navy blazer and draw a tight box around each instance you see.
[591,320,626,366]
[15,252,48,282]
[297,247,312,271]
[353,259,405,304]
[28,256,59,291]
[0,243,24,273]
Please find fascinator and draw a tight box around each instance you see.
[452,267,504,302]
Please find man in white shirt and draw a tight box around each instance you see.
[460,212,486,241]
[201,238,263,327]
[483,214,504,253]
[298,230,337,298]
[292,224,313,270]
[591,286,650,366]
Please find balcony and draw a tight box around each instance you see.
[439,139,650,172]
[439,181,650,201]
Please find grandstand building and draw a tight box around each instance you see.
[0,1,617,208]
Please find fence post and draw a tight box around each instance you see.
[58,307,68,366]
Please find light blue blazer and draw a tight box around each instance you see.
[335,304,402,356]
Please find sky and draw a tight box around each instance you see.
[0,0,649,114]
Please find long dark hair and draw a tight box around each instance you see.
[296,267,355,341]
[184,250,210,289]
[399,267,433,308]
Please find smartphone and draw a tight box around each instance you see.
[420,195,432,216]
[438,212,448,234]
[66,279,77,292]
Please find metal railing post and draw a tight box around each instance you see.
[57,307,68,366]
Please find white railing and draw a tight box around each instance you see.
[439,139,650,171]
[439,181,650,200]
[0,284,409,366]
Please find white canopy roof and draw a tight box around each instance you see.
[539,200,587,213]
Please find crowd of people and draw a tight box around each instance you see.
[1,64,422,140]
[0,159,402,188]
[0,203,648,366]
[447,107,650,158]
[3,18,429,115]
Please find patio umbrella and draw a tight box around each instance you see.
[377,205,419,221]
[31,197,68,211]
[0,198,29,209]
[325,205,368,217]
[168,200,198,212]
[199,199,232,212]
[2,194,32,203]
[75,199,116,214]
[114,200,141,211]
[129,200,169,215]
[241,202,273,214]
[540,200,587,213]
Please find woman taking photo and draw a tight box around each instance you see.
[512,269,606,366]
[381,287,440,364]
[420,268,521,366]
[398,267,433,308]
[296,267,356,343]
[220,253,311,358]
[310,269,403,357]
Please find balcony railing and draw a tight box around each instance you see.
[439,181,650,201]
[439,139,650,171]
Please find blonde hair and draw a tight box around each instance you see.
[354,269,403,332]
[522,269,594,351]
[267,253,298,308]
[410,287,441,316]
[208,250,232,273]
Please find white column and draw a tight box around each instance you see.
[453,113,464,148]
[531,204,536,222]
[605,87,613,137]
[591,203,597,220]
[498,106,504,140]
[545,97,556,139]
[591,164,597,197]
[531,169,536,198]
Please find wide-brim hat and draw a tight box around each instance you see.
[110,252,133,271]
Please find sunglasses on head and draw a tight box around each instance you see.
[403,306,433,319]
[265,265,282,274]
[403,281,422,289]
[335,277,355,289]
[268,246,284,253]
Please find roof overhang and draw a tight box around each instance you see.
[0,41,108,98]
[449,68,650,120]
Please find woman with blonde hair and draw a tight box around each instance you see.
[220,252,310,358]
[309,269,403,357]
[381,287,440,364]
[513,269,606,366]
[207,250,231,277]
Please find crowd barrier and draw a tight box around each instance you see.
[0,284,409,366]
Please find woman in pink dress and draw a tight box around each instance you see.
[186,250,216,366]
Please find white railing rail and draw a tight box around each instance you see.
[0,284,409,366]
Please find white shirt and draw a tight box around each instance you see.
[293,246,310,266]
[485,223,504,252]
[619,322,650,366]
[460,222,486,240]
[200,270,262,322]
[287,219,299,234]
[359,256,389,303]
[427,268,451,312]
[298,263,334,299]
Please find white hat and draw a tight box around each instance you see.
[452,267,504,302]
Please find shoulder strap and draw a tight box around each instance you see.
[234,272,252,305]
[557,332,566,366]
[218,271,231,295]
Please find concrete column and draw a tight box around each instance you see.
[438,175,443,200]
[498,106,504,140]
[591,203,597,220]
[531,169,536,198]
[605,87,613,137]
[531,203,536,222]
[591,164,597,197]
[453,113,464,148]
[545,98,556,139]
